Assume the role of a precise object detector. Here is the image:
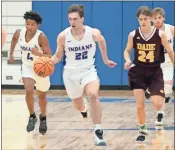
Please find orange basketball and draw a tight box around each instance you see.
[33,57,55,77]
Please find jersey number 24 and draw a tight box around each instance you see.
[138,51,154,62]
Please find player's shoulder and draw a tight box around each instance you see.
[16,29,22,34]
[91,27,101,37]
[57,29,67,43]
[164,23,173,28]
[129,29,136,37]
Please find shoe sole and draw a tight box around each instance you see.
[95,141,108,146]
[155,122,164,126]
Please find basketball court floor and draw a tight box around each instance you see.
[2,90,174,150]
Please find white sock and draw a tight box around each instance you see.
[138,123,145,127]
[157,109,164,114]
[94,124,102,131]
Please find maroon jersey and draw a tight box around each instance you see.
[133,27,165,67]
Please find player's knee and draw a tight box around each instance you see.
[25,89,34,96]
[37,92,46,100]
[88,93,98,102]
[164,83,172,97]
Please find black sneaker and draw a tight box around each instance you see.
[81,111,87,118]
[145,91,150,99]
[136,133,146,143]
[94,129,107,146]
[155,112,164,126]
[39,115,47,135]
[27,116,37,132]
[165,97,170,103]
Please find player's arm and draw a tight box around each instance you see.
[2,28,7,48]
[34,32,52,57]
[170,25,174,37]
[92,28,117,67]
[124,33,134,70]
[51,32,65,64]
[9,29,21,58]
[161,31,174,66]
[92,28,109,64]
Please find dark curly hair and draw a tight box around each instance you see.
[24,11,42,24]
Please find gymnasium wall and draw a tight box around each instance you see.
[32,1,174,86]
[2,1,174,87]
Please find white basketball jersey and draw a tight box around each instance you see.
[19,28,43,67]
[164,24,174,63]
[64,26,96,69]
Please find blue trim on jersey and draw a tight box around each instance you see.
[62,52,66,66]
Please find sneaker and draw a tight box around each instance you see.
[155,111,164,126]
[81,111,88,118]
[27,116,37,132]
[136,125,148,142]
[165,97,170,103]
[136,133,146,143]
[155,125,164,131]
[94,129,108,146]
[39,115,47,135]
[145,91,150,99]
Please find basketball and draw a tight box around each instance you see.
[33,57,55,77]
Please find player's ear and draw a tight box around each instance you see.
[163,16,165,21]
[81,17,84,23]
[37,24,40,28]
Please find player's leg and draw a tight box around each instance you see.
[23,77,37,132]
[72,96,88,118]
[2,27,6,49]
[162,63,173,103]
[63,70,88,118]
[128,65,148,142]
[84,80,107,146]
[145,88,151,99]
[82,66,107,146]
[35,76,50,134]
[149,67,165,126]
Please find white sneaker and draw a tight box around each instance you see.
[94,129,107,146]
[155,111,164,126]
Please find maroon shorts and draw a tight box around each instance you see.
[128,65,165,97]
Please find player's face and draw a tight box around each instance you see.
[68,12,84,29]
[151,14,165,29]
[25,19,39,34]
[138,14,151,28]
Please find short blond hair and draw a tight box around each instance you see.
[151,7,165,17]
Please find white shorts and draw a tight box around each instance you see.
[63,65,99,99]
[21,64,50,92]
[161,61,174,81]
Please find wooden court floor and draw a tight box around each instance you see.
[2,90,175,150]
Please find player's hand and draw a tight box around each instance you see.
[105,60,117,68]
[31,46,41,56]
[124,60,132,70]
[9,55,15,64]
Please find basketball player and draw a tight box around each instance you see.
[2,27,7,48]
[145,8,174,104]
[124,6,174,142]
[9,11,52,134]
[51,4,117,146]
